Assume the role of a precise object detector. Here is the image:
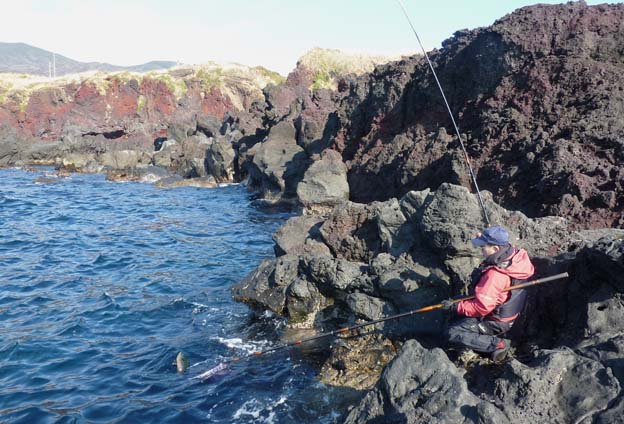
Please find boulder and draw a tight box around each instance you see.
[344,340,509,423]
[578,236,624,292]
[419,184,571,257]
[376,197,420,256]
[285,278,326,326]
[346,292,395,322]
[301,255,373,298]
[205,136,236,182]
[0,126,20,165]
[319,201,382,262]
[167,120,195,142]
[296,149,349,208]
[492,350,620,423]
[196,115,223,138]
[231,256,299,315]
[60,152,98,171]
[272,215,331,257]
[579,335,624,384]
[153,134,211,177]
[98,149,152,170]
[177,135,211,178]
[152,143,180,168]
[374,254,448,336]
[245,121,310,199]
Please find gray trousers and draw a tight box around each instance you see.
[446,317,512,353]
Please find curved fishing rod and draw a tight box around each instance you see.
[194,272,569,380]
[395,0,490,226]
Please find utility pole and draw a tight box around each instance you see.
[52,53,56,78]
[49,61,52,78]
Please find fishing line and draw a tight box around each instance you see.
[395,0,491,226]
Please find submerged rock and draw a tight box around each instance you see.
[319,332,396,390]
[154,176,217,189]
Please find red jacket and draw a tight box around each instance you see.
[456,248,535,322]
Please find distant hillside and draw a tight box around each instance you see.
[0,42,176,76]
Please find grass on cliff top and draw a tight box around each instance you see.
[0,63,286,111]
[299,47,407,91]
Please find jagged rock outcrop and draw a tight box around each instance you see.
[224,1,624,226]
[331,1,624,228]
[228,3,624,421]
[0,63,283,164]
[232,181,624,420]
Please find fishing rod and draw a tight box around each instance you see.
[194,272,569,380]
[395,0,491,226]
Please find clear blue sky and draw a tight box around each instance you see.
[2,0,621,74]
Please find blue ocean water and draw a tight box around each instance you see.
[0,168,357,423]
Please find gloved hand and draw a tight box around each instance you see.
[441,299,457,313]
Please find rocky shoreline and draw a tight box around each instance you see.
[234,182,624,422]
[2,1,624,422]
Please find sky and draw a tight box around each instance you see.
[1,0,621,75]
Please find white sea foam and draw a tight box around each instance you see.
[232,395,288,423]
[213,336,272,354]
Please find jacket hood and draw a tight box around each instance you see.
[490,248,535,280]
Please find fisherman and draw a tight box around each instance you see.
[442,225,535,362]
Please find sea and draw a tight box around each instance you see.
[0,167,359,423]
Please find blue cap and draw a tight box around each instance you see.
[471,225,509,247]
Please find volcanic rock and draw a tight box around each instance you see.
[296,149,349,209]
[205,136,236,182]
[491,350,620,423]
[344,340,509,424]
[245,121,310,200]
[272,215,331,257]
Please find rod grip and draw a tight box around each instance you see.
[533,272,569,284]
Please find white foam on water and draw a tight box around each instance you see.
[189,301,212,314]
[233,399,262,420]
[232,395,288,423]
[213,336,272,354]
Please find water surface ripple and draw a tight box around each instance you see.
[0,168,356,423]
